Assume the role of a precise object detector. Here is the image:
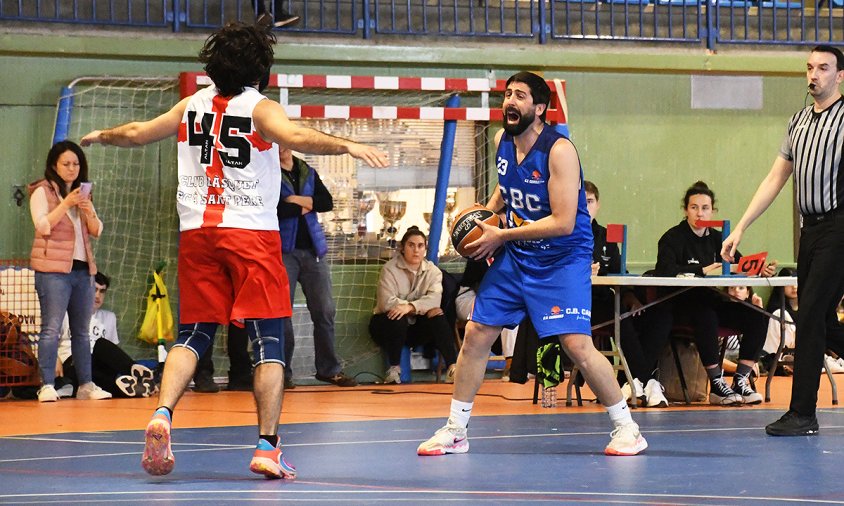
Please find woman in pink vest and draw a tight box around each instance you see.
[29,140,111,402]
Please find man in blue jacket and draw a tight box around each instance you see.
[277,148,357,388]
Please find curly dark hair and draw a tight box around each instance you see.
[199,22,275,97]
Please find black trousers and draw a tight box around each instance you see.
[674,288,768,367]
[63,339,137,397]
[620,287,767,380]
[792,218,844,416]
[194,346,215,381]
[226,323,253,382]
[369,313,457,367]
[613,309,665,383]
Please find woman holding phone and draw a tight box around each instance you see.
[28,140,111,402]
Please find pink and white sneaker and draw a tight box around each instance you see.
[604,422,648,456]
[417,423,469,456]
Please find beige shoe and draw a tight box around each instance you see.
[77,382,112,400]
[384,366,401,384]
[444,364,457,384]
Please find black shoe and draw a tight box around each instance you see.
[315,372,358,387]
[226,378,253,391]
[284,375,296,390]
[766,410,819,436]
[193,376,220,393]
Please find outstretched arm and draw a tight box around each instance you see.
[253,100,388,168]
[81,98,190,147]
[721,156,793,261]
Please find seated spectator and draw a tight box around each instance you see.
[369,227,458,384]
[56,272,156,398]
[583,181,665,407]
[455,258,517,379]
[761,268,798,364]
[647,181,774,406]
[585,180,637,341]
[756,268,844,375]
[721,285,763,374]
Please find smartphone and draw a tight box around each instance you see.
[79,182,92,198]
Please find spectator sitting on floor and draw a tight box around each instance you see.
[56,272,156,398]
[369,226,458,384]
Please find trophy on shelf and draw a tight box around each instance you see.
[355,191,377,258]
[443,192,458,256]
[379,198,407,251]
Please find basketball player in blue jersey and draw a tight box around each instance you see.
[418,72,647,457]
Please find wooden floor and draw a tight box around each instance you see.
[1,374,838,437]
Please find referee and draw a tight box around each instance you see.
[722,45,844,436]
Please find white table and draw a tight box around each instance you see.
[588,275,798,406]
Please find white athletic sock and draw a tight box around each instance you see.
[606,398,634,428]
[448,399,473,428]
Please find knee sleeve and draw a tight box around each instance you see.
[175,323,217,359]
[246,318,285,367]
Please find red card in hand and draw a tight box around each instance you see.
[736,251,768,276]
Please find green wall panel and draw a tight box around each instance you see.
[0,30,814,380]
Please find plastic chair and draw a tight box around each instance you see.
[605,223,628,275]
[398,345,444,383]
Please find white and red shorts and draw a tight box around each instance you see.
[178,228,290,325]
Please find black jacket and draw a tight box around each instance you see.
[654,220,740,277]
[592,219,621,275]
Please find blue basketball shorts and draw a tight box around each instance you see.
[471,247,592,339]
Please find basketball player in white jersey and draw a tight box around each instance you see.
[81,22,387,479]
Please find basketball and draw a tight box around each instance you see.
[450,205,500,257]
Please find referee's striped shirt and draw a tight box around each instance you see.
[780,95,844,216]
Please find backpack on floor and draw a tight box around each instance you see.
[657,339,708,403]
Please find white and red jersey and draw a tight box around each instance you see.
[176,85,280,231]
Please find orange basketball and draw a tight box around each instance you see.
[450,205,500,257]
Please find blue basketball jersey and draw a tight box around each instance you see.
[495,126,593,268]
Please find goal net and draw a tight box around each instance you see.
[54,77,181,365]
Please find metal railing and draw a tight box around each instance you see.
[1,0,843,49]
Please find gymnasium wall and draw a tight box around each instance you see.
[0,32,806,265]
[0,29,807,377]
